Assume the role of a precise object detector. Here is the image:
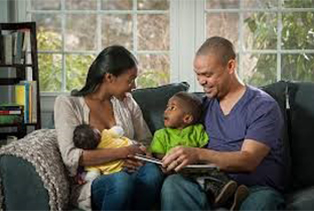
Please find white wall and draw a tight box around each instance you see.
[0,0,8,22]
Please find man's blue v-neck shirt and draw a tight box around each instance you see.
[203,85,285,192]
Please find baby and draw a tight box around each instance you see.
[149,91,249,210]
[73,124,134,181]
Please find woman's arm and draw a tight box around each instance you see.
[54,96,144,175]
[80,145,144,166]
[54,96,84,176]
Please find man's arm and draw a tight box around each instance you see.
[198,139,270,172]
[162,139,270,173]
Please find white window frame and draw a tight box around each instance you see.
[23,0,170,96]
[13,0,314,112]
[172,0,314,92]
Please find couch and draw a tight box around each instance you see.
[0,81,314,210]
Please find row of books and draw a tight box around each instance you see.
[0,80,37,124]
[0,104,23,124]
[0,29,30,64]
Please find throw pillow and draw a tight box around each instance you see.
[132,82,190,134]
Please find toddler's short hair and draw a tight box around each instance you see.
[173,91,203,124]
[73,124,99,150]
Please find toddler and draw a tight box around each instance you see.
[150,91,249,210]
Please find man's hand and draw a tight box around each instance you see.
[162,146,199,172]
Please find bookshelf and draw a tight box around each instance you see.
[0,22,41,140]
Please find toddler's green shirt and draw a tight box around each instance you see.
[150,124,209,154]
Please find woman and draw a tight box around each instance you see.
[54,46,164,210]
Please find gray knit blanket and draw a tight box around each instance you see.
[0,129,70,210]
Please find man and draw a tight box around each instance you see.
[161,36,286,210]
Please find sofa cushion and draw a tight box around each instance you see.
[287,82,314,190]
[285,186,314,210]
[0,156,50,210]
[132,82,190,134]
[0,129,70,210]
[261,81,291,192]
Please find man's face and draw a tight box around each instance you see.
[193,54,231,99]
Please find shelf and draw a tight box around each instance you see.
[0,64,34,68]
[0,78,21,85]
[0,123,37,127]
[0,131,26,139]
[0,22,42,138]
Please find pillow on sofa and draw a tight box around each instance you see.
[261,80,291,192]
[287,81,314,191]
[132,82,190,134]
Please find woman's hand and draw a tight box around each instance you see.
[162,146,200,172]
[122,144,147,172]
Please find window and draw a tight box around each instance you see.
[205,0,314,86]
[27,0,170,93]
[25,0,314,94]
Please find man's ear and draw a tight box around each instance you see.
[183,114,194,125]
[227,59,236,74]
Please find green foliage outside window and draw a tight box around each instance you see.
[244,0,314,85]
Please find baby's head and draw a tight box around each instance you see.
[164,91,202,129]
[73,124,101,150]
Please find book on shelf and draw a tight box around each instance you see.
[13,31,25,64]
[2,33,13,64]
[14,81,37,124]
[0,110,22,115]
[0,29,29,65]
[0,114,23,124]
[0,104,23,116]
[0,104,23,110]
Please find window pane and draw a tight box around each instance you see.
[242,54,277,86]
[65,0,97,10]
[137,54,170,88]
[138,14,169,51]
[242,0,278,8]
[282,54,314,81]
[101,0,132,10]
[282,12,314,49]
[66,54,95,92]
[206,0,239,9]
[31,0,60,10]
[243,13,277,50]
[65,14,97,51]
[206,13,239,51]
[137,0,169,10]
[283,0,314,8]
[32,14,62,51]
[101,15,133,49]
[39,53,62,92]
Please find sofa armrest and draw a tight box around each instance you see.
[0,129,70,210]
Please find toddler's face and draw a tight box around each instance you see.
[164,97,187,129]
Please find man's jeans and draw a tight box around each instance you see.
[161,174,285,210]
[91,163,164,210]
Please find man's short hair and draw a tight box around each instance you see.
[173,91,203,124]
[73,124,99,150]
[196,36,236,66]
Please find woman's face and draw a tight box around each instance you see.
[111,67,138,99]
